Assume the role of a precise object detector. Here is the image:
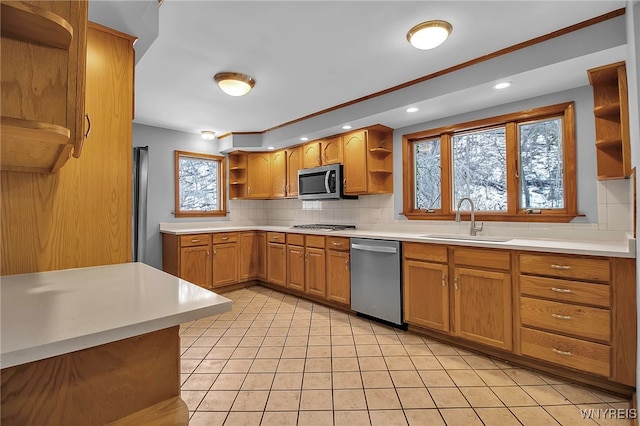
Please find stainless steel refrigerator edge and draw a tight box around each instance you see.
[350,238,403,326]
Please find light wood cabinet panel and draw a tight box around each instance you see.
[302,142,321,169]
[519,275,610,308]
[519,253,610,282]
[342,130,367,194]
[239,232,256,281]
[212,242,238,287]
[247,152,271,199]
[327,249,350,305]
[305,247,326,298]
[286,146,302,197]
[1,0,88,173]
[255,232,267,281]
[454,266,512,351]
[271,150,286,199]
[1,22,134,275]
[228,151,247,199]
[267,242,286,286]
[403,242,447,263]
[321,136,342,165]
[287,244,305,291]
[180,234,211,248]
[180,245,211,289]
[404,259,449,332]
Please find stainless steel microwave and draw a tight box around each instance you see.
[298,164,356,200]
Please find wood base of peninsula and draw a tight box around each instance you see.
[1,326,187,426]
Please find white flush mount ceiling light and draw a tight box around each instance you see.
[342,125,352,130]
[213,72,256,96]
[300,137,309,141]
[200,130,216,140]
[407,20,452,50]
[493,81,512,90]
[267,146,275,150]
[406,107,419,113]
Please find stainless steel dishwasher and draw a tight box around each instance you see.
[350,238,403,326]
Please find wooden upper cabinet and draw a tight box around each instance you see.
[1,0,88,173]
[588,62,631,180]
[302,142,321,169]
[271,150,287,199]
[321,136,342,165]
[286,146,302,198]
[247,152,271,199]
[343,130,368,194]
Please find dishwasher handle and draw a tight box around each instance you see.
[351,243,397,254]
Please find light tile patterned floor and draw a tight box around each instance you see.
[179,286,632,426]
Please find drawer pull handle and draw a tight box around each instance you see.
[272,236,279,240]
[551,287,572,293]
[552,348,572,356]
[551,313,572,320]
[454,277,458,290]
[332,242,342,246]
[551,264,571,270]
[442,274,447,287]
[191,239,200,243]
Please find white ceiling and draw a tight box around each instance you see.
[95,1,628,143]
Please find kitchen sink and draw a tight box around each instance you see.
[418,234,512,243]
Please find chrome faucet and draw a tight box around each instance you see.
[455,197,483,236]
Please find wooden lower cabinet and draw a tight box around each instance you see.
[256,232,267,280]
[180,245,212,289]
[403,259,449,332]
[238,232,256,281]
[267,242,286,286]
[212,243,238,287]
[327,249,350,305]
[305,247,326,298]
[453,266,512,351]
[287,243,305,291]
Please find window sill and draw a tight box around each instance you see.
[174,211,227,218]
[402,212,582,223]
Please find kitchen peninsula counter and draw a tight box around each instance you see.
[1,262,232,425]
[159,224,636,258]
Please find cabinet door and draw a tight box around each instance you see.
[453,267,512,350]
[180,246,211,289]
[212,243,238,287]
[247,152,271,199]
[342,130,367,194]
[238,232,256,281]
[327,250,350,305]
[321,136,342,165]
[267,242,286,286]
[287,244,305,291]
[286,147,302,197]
[256,232,267,280]
[403,260,449,332]
[302,142,321,169]
[271,150,287,199]
[305,247,326,298]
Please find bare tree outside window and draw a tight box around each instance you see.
[415,139,442,210]
[174,151,226,217]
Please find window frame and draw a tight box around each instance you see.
[402,102,577,222]
[174,150,227,218]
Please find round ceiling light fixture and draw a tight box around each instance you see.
[407,20,452,50]
[406,107,419,113]
[213,72,256,96]
[200,130,216,140]
[493,81,512,90]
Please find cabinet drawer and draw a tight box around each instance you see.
[454,247,510,270]
[327,236,350,251]
[180,234,211,247]
[520,297,610,342]
[213,232,238,244]
[306,235,325,249]
[403,242,447,263]
[287,233,304,246]
[520,275,610,308]
[267,232,285,243]
[519,253,610,282]
[520,327,610,377]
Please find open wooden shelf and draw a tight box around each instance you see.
[1,2,73,49]
[369,169,392,174]
[593,103,620,119]
[369,147,392,157]
[1,116,72,173]
[595,138,623,149]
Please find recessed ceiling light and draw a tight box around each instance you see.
[213,72,256,96]
[200,130,216,140]
[342,125,352,130]
[493,81,512,90]
[406,107,419,113]
[267,146,275,150]
[300,137,309,141]
[407,20,452,50]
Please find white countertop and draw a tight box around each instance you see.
[160,225,636,258]
[0,262,232,369]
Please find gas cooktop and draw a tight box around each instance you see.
[291,224,357,231]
